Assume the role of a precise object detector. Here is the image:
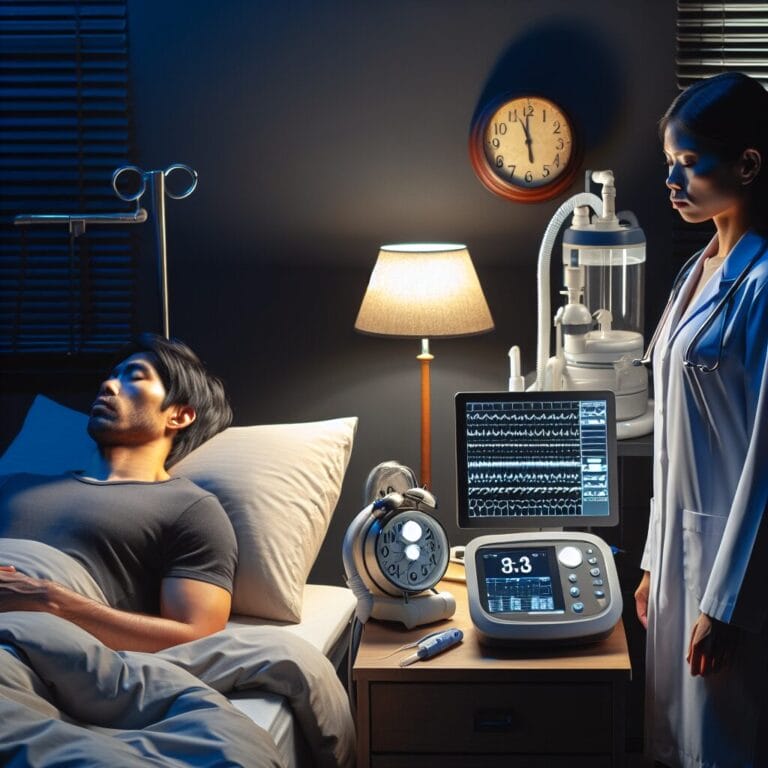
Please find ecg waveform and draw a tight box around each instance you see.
[462,399,609,519]
[486,577,556,612]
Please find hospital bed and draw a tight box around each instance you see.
[0,395,358,767]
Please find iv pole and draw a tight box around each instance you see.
[14,163,198,339]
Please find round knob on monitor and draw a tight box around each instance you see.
[558,546,583,569]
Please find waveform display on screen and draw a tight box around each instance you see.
[462,398,610,519]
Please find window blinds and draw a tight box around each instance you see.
[677,1,768,87]
[0,0,138,361]
[673,2,768,256]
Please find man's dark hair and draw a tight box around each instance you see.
[112,333,232,467]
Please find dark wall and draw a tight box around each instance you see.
[1,1,678,585]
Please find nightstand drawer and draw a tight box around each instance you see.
[369,681,613,754]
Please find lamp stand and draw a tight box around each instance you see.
[417,337,434,489]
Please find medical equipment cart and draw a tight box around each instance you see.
[352,581,631,767]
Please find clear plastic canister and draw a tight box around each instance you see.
[562,229,646,335]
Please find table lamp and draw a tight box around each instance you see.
[355,243,494,489]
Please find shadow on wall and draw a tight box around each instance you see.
[471,18,625,152]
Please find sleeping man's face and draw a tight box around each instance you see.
[87,353,174,448]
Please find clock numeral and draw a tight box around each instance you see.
[489,137,500,149]
[409,571,419,582]
[495,155,504,169]
[554,153,561,168]
[493,122,508,136]
[387,563,402,578]
[524,170,533,183]
[552,120,561,135]
[542,165,551,178]
[421,565,429,576]
[380,545,390,558]
[524,104,534,118]
[508,108,518,122]
[556,137,565,151]
[506,163,516,179]
[429,553,437,566]
[542,108,547,123]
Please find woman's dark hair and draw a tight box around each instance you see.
[112,333,233,467]
[660,72,768,219]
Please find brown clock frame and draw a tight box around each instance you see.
[469,94,581,204]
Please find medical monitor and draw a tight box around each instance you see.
[455,391,618,529]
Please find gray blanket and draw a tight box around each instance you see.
[0,539,355,768]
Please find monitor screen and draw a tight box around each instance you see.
[455,391,618,528]
[476,546,565,615]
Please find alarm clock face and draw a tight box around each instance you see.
[469,95,579,203]
[370,510,449,594]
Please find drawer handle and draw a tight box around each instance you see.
[474,708,521,734]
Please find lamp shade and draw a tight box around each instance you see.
[354,243,494,338]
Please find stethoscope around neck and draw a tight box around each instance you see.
[633,246,766,373]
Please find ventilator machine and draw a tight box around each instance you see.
[509,170,653,439]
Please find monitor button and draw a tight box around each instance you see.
[572,602,585,613]
[592,578,604,586]
[569,586,581,597]
[594,590,605,599]
[589,567,601,577]
[587,556,598,565]
[568,573,578,583]
[558,546,583,569]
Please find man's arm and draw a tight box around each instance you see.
[0,568,231,652]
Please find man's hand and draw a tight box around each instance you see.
[687,612,739,676]
[634,570,650,629]
[0,567,57,612]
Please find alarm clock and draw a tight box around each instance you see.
[469,94,580,203]
[465,532,622,645]
[342,487,455,628]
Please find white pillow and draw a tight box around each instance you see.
[170,419,357,621]
[0,395,96,475]
[0,396,357,623]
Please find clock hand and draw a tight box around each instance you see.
[524,114,534,163]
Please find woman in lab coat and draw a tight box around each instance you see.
[635,72,768,768]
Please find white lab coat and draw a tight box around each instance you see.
[642,228,768,768]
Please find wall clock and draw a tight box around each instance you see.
[469,94,580,203]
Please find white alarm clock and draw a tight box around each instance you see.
[342,487,455,628]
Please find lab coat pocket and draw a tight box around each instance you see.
[682,509,728,601]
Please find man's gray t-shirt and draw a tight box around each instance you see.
[0,473,238,614]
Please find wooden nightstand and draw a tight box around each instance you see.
[353,581,632,767]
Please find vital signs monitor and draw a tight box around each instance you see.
[455,391,622,644]
[455,390,618,529]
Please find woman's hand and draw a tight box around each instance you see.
[687,613,739,676]
[634,570,651,629]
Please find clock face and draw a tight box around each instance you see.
[372,510,449,593]
[469,95,579,203]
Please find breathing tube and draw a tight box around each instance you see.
[535,192,603,390]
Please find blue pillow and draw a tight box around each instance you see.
[0,395,96,475]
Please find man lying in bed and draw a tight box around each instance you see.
[0,333,237,652]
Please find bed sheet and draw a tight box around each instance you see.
[226,584,356,767]
[0,538,356,768]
